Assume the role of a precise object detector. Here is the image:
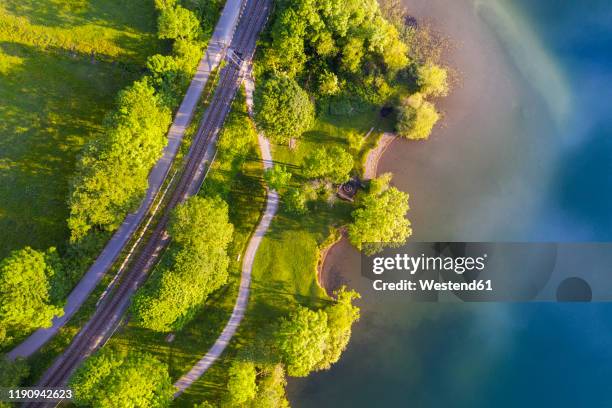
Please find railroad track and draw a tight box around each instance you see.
[26,0,271,405]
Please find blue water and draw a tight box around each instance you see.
[288,1,612,406]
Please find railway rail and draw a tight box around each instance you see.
[26,0,271,405]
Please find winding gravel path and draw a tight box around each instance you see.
[174,73,277,396]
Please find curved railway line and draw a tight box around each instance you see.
[27,0,271,404]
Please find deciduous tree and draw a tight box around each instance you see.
[255,74,314,143]
[348,174,411,254]
[69,348,174,408]
[396,93,440,140]
[302,146,353,184]
[0,248,63,346]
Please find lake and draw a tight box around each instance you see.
[288,0,612,406]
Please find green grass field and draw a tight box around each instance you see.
[0,0,162,258]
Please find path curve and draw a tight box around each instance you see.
[174,73,276,395]
[8,0,245,361]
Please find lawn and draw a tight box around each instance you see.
[0,0,162,258]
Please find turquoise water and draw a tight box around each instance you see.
[288,0,612,406]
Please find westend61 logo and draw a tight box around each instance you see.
[360,243,612,302]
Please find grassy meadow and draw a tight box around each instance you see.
[0,0,162,258]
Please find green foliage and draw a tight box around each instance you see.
[348,174,412,254]
[273,287,360,377]
[250,364,289,408]
[0,356,29,407]
[417,63,449,97]
[318,70,341,96]
[131,196,233,332]
[264,165,292,191]
[226,361,257,406]
[172,38,205,76]
[69,348,175,408]
[258,0,410,82]
[303,146,353,183]
[275,306,330,377]
[396,93,440,140]
[316,287,360,369]
[0,356,29,387]
[341,37,364,73]
[0,247,64,346]
[254,74,314,143]
[283,188,308,215]
[68,79,172,241]
[158,5,202,40]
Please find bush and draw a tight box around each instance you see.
[264,165,292,191]
[283,188,308,214]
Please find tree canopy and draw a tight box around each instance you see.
[226,361,257,406]
[274,288,360,377]
[275,307,330,377]
[254,74,314,143]
[69,348,174,408]
[348,174,412,254]
[396,93,440,140]
[0,247,64,346]
[68,79,171,241]
[131,196,233,332]
[158,5,202,41]
[417,63,449,97]
[302,146,353,183]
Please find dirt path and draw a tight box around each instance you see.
[363,132,397,180]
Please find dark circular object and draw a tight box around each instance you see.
[556,277,592,302]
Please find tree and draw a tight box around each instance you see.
[0,247,63,346]
[158,5,201,40]
[68,79,171,241]
[275,307,330,377]
[226,361,257,406]
[396,93,440,140]
[251,364,289,408]
[348,174,412,254]
[417,63,449,97]
[131,196,233,332]
[302,146,353,183]
[255,74,314,143]
[264,165,292,191]
[69,348,174,408]
[317,287,360,369]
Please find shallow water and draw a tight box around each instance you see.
[288,0,612,406]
